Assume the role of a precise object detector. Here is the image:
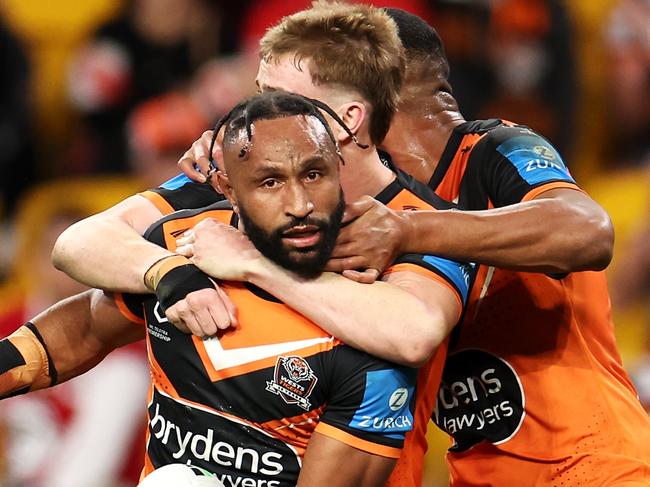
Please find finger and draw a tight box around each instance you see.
[176,244,194,257]
[325,256,368,273]
[216,285,239,328]
[195,156,212,177]
[211,142,224,171]
[175,307,208,337]
[342,268,380,284]
[176,234,194,247]
[178,155,206,183]
[181,314,208,338]
[165,308,191,334]
[330,241,364,258]
[191,308,220,337]
[207,303,233,331]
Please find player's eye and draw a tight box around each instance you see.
[305,171,322,182]
[261,179,280,189]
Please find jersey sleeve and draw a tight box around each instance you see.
[139,173,224,215]
[113,292,148,325]
[482,128,581,206]
[316,345,418,458]
[384,254,475,321]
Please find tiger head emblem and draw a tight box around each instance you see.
[283,356,311,382]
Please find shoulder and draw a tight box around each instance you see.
[144,200,235,246]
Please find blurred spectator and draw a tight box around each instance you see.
[190,55,259,123]
[429,0,492,122]
[485,0,577,154]
[604,0,650,167]
[0,16,34,216]
[430,0,577,155]
[67,0,222,175]
[127,91,211,186]
[0,180,149,487]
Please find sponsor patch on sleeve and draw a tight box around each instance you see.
[349,368,417,440]
[159,173,193,190]
[496,135,575,186]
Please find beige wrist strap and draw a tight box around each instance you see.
[144,255,192,291]
[0,326,52,397]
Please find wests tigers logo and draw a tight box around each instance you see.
[266,356,318,411]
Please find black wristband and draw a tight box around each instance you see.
[25,322,58,386]
[155,264,215,313]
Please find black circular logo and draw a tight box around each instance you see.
[432,349,525,452]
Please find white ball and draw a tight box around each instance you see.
[138,464,225,487]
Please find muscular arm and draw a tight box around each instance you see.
[297,432,395,487]
[247,263,458,368]
[0,290,144,398]
[52,195,172,292]
[330,189,614,277]
[403,188,614,273]
[180,219,461,366]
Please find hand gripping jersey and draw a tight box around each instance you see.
[122,168,472,486]
[426,120,650,485]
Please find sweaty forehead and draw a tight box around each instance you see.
[256,56,322,100]
[223,115,334,169]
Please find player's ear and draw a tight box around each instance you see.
[216,171,239,213]
[335,101,365,144]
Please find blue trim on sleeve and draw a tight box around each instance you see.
[349,368,417,440]
[422,256,473,304]
[496,135,575,186]
[160,173,193,190]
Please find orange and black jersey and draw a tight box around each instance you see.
[422,119,650,485]
[121,201,419,486]
[121,169,473,486]
[139,172,224,214]
[429,119,579,209]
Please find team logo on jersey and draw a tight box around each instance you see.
[266,356,318,411]
[432,349,525,453]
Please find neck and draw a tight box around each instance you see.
[383,106,466,185]
[339,144,396,203]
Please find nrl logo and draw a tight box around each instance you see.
[266,356,318,411]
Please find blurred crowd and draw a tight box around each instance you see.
[0,0,647,486]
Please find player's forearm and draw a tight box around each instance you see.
[248,261,440,367]
[0,291,128,397]
[403,193,614,273]
[53,214,173,293]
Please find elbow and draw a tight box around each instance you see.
[51,226,75,271]
[394,311,446,368]
[586,213,614,271]
[549,201,615,273]
[568,209,615,272]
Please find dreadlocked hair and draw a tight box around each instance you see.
[209,91,368,168]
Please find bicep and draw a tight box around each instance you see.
[94,194,165,235]
[298,432,395,487]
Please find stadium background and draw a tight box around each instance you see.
[0,0,647,485]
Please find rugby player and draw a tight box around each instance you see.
[0,91,468,486]
[49,2,649,485]
[175,7,650,487]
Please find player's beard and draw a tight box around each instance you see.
[239,192,345,279]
